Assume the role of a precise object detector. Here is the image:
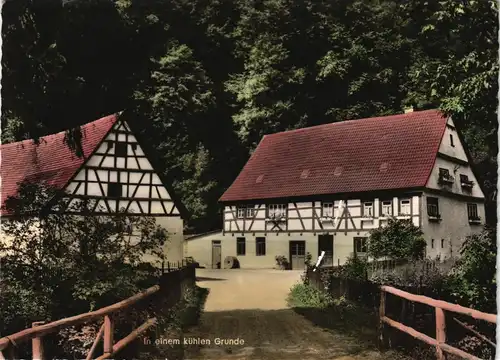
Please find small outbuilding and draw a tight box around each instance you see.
[184,230,225,269]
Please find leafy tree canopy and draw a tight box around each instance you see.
[1,0,497,231]
[0,182,168,348]
[367,218,427,260]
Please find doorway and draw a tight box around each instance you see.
[318,234,334,267]
[212,240,221,269]
[289,240,306,270]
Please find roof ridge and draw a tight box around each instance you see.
[0,114,117,149]
[264,109,443,137]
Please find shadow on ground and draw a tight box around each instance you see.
[163,308,401,360]
[196,276,227,282]
[291,304,380,346]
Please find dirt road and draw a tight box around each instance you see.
[196,268,303,311]
[174,269,407,360]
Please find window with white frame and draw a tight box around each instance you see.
[322,202,334,217]
[268,204,286,218]
[237,207,246,218]
[363,201,373,217]
[246,205,255,218]
[400,199,411,215]
[237,205,255,218]
[381,200,392,217]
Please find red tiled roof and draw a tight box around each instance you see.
[220,109,447,202]
[1,114,117,215]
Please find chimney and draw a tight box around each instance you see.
[404,106,414,113]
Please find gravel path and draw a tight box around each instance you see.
[162,269,410,360]
[195,268,303,311]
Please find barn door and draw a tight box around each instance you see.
[212,240,221,269]
[289,241,306,270]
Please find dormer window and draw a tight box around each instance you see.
[438,168,454,185]
[116,142,127,157]
[108,182,122,198]
[460,174,474,189]
[381,200,392,217]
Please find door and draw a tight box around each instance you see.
[289,241,306,270]
[212,240,221,269]
[318,235,334,267]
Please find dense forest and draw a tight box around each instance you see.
[2,0,497,233]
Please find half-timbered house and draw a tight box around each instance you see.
[0,112,187,264]
[186,109,485,269]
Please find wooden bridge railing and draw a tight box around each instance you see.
[379,285,497,360]
[0,285,160,360]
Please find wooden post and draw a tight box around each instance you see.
[85,323,105,360]
[167,262,171,272]
[400,299,407,325]
[378,289,387,350]
[103,315,114,355]
[32,321,45,360]
[435,308,447,360]
[161,261,165,274]
[2,346,16,360]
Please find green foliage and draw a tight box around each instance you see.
[286,283,334,309]
[369,259,450,289]
[403,0,498,224]
[177,285,210,328]
[445,227,496,312]
[342,255,368,281]
[368,218,426,260]
[1,0,497,231]
[304,252,313,268]
[275,255,289,269]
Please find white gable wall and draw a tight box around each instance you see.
[437,118,468,162]
[421,194,484,260]
[422,117,485,259]
[425,157,484,198]
[61,119,184,264]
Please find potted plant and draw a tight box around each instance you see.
[275,255,289,270]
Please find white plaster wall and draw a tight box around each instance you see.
[421,193,484,259]
[438,119,468,162]
[426,157,484,198]
[184,231,374,269]
[155,216,184,264]
[184,232,224,268]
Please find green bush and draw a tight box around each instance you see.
[0,183,170,358]
[287,283,334,308]
[369,259,449,288]
[342,255,368,280]
[445,227,496,312]
[368,218,426,260]
[177,285,209,328]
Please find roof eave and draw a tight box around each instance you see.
[219,186,427,205]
